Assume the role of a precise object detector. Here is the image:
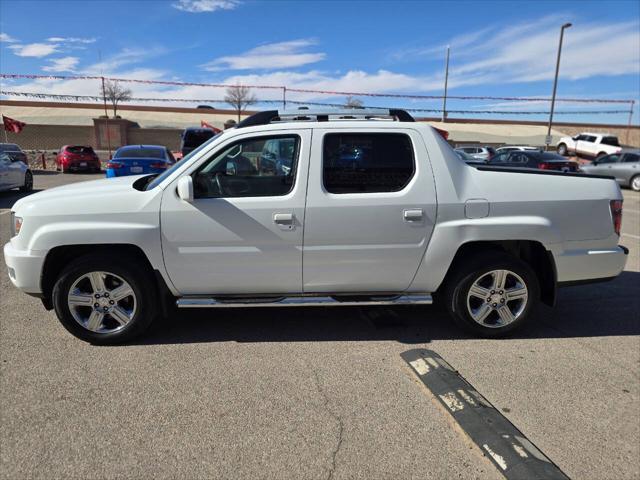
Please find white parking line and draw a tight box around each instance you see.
[622,233,640,240]
[0,210,12,216]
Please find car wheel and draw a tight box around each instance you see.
[631,175,640,192]
[19,171,33,192]
[557,143,567,156]
[52,254,157,344]
[444,253,539,338]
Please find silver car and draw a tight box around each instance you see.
[0,152,33,192]
[579,150,640,191]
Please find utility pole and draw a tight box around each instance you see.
[442,46,450,123]
[546,23,572,151]
[101,76,112,159]
[626,100,635,145]
[283,86,287,110]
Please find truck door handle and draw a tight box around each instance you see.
[273,213,294,224]
[403,209,423,222]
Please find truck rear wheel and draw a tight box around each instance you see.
[444,253,539,337]
[52,254,156,344]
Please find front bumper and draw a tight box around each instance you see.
[554,245,628,284]
[3,242,46,294]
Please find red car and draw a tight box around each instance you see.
[56,145,101,173]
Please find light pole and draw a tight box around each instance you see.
[546,22,572,151]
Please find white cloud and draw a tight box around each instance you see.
[396,17,640,86]
[202,39,326,71]
[0,32,18,43]
[46,36,96,44]
[83,47,167,74]
[8,42,59,57]
[42,56,80,72]
[172,0,240,13]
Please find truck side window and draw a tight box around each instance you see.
[322,133,415,194]
[193,135,300,198]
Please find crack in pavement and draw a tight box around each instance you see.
[309,363,345,480]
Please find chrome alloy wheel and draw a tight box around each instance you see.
[67,271,137,333]
[466,269,528,328]
[632,176,640,192]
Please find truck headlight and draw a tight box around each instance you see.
[11,213,23,237]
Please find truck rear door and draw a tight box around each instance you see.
[302,128,437,293]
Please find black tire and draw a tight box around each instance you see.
[52,254,157,344]
[19,171,33,192]
[557,143,567,156]
[443,252,539,338]
[630,174,640,192]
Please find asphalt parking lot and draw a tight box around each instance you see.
[1,171,639,480]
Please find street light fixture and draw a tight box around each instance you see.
[546,22,572,151]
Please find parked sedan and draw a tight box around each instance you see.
[495,146,541,153]
[56,145,101,173]
[106,145,176,178]
[0,143,28,164]
[488,151,579,172]
[579,150,640,191]
[0,152,32,192]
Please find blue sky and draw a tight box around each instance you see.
[0,0,639,123]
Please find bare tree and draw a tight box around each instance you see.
[344,96,363,108]
[100,79,132,118]
[224,85,257,122]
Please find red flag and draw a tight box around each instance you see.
[3,115,26,133]
[200,120,222,133]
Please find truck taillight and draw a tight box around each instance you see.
[434,127,449,140]
[610,200,623,236]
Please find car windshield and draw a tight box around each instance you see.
[115,147,165,159]
[145,132,223,190]
[0,144,20,152]
[183,130,215,148]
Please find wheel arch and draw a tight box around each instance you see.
[41,244,174,312]
[437,240,556,306]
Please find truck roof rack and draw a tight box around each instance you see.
[236,108,415,129]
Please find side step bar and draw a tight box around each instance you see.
[176,294,433,308]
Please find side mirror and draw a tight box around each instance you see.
[177,175,194,202]
[226,161,237,176]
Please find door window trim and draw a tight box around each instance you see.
[321,131,416,195]
[192,133,302,199]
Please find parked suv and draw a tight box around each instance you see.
[557,133,622,158]
[180,127,216,157]
[455,145,495,162]
[4,109,628,344]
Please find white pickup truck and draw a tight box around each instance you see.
[4,109,628,344]
[556,132,622,158]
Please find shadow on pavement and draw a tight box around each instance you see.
[135,271,640,346]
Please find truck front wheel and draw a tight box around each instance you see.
[52,254,156,344]
[444,253,539,337]
[557,143,568,156]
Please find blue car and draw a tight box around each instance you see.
[106,145,176,178]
